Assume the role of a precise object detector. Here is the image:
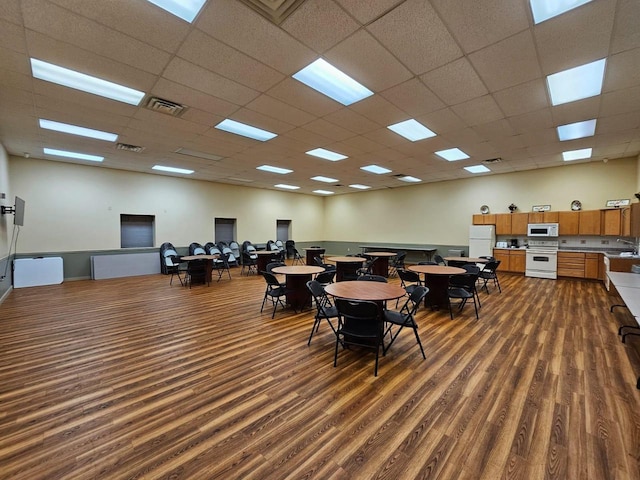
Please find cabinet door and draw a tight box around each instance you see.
[558,211,580,235]
[601,209,621,236]
[528,212,544,223]
[621,207,631,237]
[511,213,529,235]
[483,213,496,225]
[557,252,585,278]
[493,249,511,271]
[578,210,601,235]
[631,204,640,237]
[584,254,599,279]
[543,211,559,223]
[472,214,484,225]
[510,250,526,273]
[495,214,512,235]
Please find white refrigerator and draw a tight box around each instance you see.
[469,225,496,258]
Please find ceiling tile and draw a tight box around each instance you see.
[468,30,541,92]
[550,97,600,126]
[420,57,488,106]
[611,0,640,54]
[603,48,640,93]
[266,77,343,117]
[472,119,516,140]
[349,94,407,126]
[430,0,529,53]
[151,78,238,118]
[336,0,404,25]
[379,78,445,117]
[366,0,462,75]
[417,108,467,134]
[228,107,296,135]
[245,95,316,127]
[493,79,549,117]
[597,112,640,134]
[451,95,504,126]
[301,118,356,142]
[600,86,640,117]
[0,17,27,53]
[508,108,554,134]
[323,109,381,135]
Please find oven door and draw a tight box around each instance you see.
[525,250,558,279]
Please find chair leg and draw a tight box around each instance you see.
[307,317,321,345]
[413,327,426,359]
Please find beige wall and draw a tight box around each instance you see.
[9,156,325,253]
[324,156,638,245]
[0,144,10,257]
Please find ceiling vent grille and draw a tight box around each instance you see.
[146,97,187,117]
[483,157,502,164]
[117,143,145,153]
[238,0,307,25]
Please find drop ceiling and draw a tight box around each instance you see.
[0,0,638,195]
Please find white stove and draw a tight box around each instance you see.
[525,240,559,279]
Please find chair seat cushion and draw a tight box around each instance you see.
[383,310,416,327]
[448,287,474,299]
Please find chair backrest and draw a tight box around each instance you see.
[262,271,283,288]
[216,252,230,268]
[314,256,325,267]
[163,248,178,258]
[189,242,206,255]
[398,268,420,286]
[207,245,222,255]
[229,241,240,255]
[266,261,285,273]
[462,264,481,275]
[315,270,336,285]
[400,285,429,315]
[335,299,381,337]
[357,274,387,283]
[433,254,445,265]
[275,240,284,250]
[484,260,500,273]
[392,252,406,265]
[450,273,478,291]
[164,255,179,267]
[221,246,235,260]
[306,280,335,315]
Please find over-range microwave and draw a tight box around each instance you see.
[528,223,559,237]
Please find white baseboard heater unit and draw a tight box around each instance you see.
[14,257,64,288]
[91,253,160,280]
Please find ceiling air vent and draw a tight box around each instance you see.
[146,97,187,117]
[483,157,502,164]
[116,143,145,153]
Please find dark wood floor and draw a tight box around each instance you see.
[0,265,639,479]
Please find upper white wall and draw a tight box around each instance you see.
[8,157,325,253]
[324,157,638,245]
[0,144,10,257]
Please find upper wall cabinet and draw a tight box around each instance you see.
[495,214,511,234]
[631,204,640,237]
[558,211,580,235]
[579,210,601,235]
[601,207,631,236]
[511,213,529,235]
[472,214,496,225]
[528,211,559,223]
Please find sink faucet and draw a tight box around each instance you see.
[617,238,639,255]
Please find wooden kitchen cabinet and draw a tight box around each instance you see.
[493,249,511,271]
[558,211,580,235]
[558,252,585,278]
[511,213,529,235]
[631,203,640,237]
[495,214,512,235]
[510,250,526,273]
[473,213,496,225]
[621,207,631,237]
[578,210,601,235]
[601,209,623,236]
[584,253,599,279]
[528,211,559,224]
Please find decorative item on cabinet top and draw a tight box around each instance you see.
[570,200,582,211]
[480,205,490,214]
[532,205,551,212]
[508,203,518,213]
[635,192,640,201]
[606,199,630,208]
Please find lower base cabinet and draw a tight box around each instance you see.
[558,252,601,279]
[493,249,525,273]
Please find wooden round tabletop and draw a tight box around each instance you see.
[180,254,219,261]
[255,250,280,255]
[326,256,367,263]
[363,251,397,257]
[408,265,465,275]
[444,256,489,263]
[325,281,405,301]
[271,265,324,275]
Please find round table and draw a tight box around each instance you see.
[272,265,324,310]
[324,281,405,302]
[408,265,465,309]
[326,256,367,282]
[443,256,489,267]
[179,254,220,284]
[254,250,281,273]
[363,251,397,277]
[304,247,325,266]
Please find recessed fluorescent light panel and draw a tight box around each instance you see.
[39,119,118,142]
[557,119,597,141]
[152,165,194,174]
[215,119,277,141]
[305,148,348,161]
[292,58,374,106]
[546,59,606,106]
[146,0,207,23]
[435,148,470,161]
[398,176,421,183]
[361,165,392,174]
[311,176,338,183]
[43,147,104,162]
[31,58,145,106]
[562,148,592,161]
[387,119,436,141]
[530,0,592,24]
[349,184,371,190]
[313,190,334,195]
[257,165,293,174]
[464,165,491,174]
[275,184,300,190]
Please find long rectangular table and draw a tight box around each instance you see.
[608,272,640,389]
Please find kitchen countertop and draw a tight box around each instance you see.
[495,246,639,259]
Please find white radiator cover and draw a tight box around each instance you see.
[14,257,64,288]
[91,253,160,280]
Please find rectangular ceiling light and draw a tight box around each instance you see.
[562,148,592,161]
[146,0,207,23]
[530,0,592,24]
[305,148,348,161]
[215,119,277,141]
[349,184,371,190]
[292,58,374,106]
[398,175,421,182]
[31,58,145,106]
[387,119,437,141]
[152,165,194,174]
[39,119,118,142]
[275,184,300,190]
[464,165,491,173]
[435,148,470,161]
[311,175,338,183]
[361,164,392,174]
[557,119,597,141]
[546,58,606,106]
[43,147,104,162]
[257,165,293,174]
[313,190,334,195]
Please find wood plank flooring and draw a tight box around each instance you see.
[1,267,639,479]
